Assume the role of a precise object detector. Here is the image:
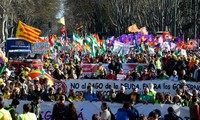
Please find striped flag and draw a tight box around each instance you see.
[16,20,44,43]
[73,33,83,46]
[84,34,92,53]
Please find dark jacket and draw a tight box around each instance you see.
[51,102,68,120]
[164,113,179,120]
[114,92,127,103]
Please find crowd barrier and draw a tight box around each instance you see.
[4,100,189,120]
[55,79,200,99]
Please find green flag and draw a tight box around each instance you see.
[118,47,123,57]
[84,34,96,58]
[145,44,149,52]
[158,48,163,57]
[90,34,99,49]
[0,64,6,75]
[73,33,83,46]
[101,41,106,54]
[54,41,62,50]
[85,34,92,46]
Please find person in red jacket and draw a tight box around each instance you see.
[106,70,116,80]
[190,96,200,120]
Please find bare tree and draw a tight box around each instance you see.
[64,0,200,38]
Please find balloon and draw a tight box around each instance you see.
[0,58,3,63]
[4,57,8,62]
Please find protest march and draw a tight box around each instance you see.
[0,1,200,120]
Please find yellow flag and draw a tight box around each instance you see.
[57,17,65,25]
[139,27,148,35]
[128,24,139,33]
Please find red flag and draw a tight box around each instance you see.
[48,34,54,46]
[162,31,173,41]
[61,26,66,33]
[188,40,196,50]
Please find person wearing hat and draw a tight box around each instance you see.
[34,77,39,81]
[179,80,189,96]
[53,64,60,80]
[0,78,5,87]
[5,99,20,120]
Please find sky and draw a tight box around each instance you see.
[56,0,64,19]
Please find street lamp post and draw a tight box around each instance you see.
[174,0,177,37]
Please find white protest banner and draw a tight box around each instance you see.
[117,74,126,80]
[32,42,49,54]
[134,103,189,119]
[4,100,189,120]
[123,43,131,54]
[62,79,200,99]
[113,41,124,53]
[81,63,147,76]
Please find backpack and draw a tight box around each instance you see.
[110,112,116,120]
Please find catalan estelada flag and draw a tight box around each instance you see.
[16,20,45,43]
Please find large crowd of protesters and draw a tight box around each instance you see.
[0,47,200,120]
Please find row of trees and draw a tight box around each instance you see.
[0,0,62,40]
[65,0,200,39]
[0,0,199,40]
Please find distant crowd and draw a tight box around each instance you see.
[0,48,199,119]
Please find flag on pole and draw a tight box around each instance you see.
[118,47,124,57]
[93,33,102,47]
[162,31,173,41]
[16,20,44,43]
[48,34,54,46]
[84,34,92,53]
[128,24,139,33]
[57,17,65,25]
[73,33,83,46]
[139,27,148,35]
